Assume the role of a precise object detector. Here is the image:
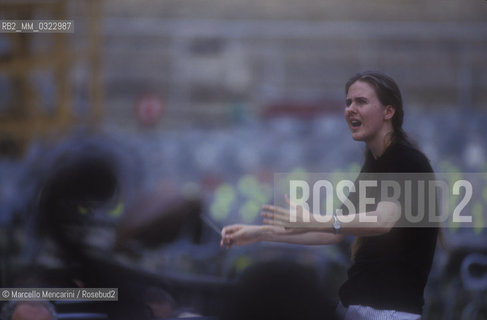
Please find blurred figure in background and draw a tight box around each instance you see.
[0,301,57,320]
[221,260,331,320]
[6,134,205,320]
[140,286,177,319]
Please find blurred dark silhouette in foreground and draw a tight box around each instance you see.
[0,300,58,320]
[222,260,336,320]
[21,135,206,319]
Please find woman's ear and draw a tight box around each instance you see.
[384,105,395,121]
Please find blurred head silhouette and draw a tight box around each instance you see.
[1,301,57,320]
[223,260,332,320]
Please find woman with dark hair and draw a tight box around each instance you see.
[221,71,438,320]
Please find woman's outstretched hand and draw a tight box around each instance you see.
[261,194,315,229]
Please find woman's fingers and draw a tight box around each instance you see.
[261,204,291,216]
[261,201,294,229]
[261,208,292,228]
[261,210,289,222]
[261,200,311,228]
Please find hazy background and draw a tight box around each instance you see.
[0,0,486,319]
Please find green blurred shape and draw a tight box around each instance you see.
[347,162,361,173]
[239,201,261,223]
[472,201,484,235]
[234,255,252,274]
[438,160,460,173]
[253,190,271,206]
[281,167,310,200]
[237,175,260,198]
[238,175,271,201]
[236,174,272,222]
[78,206,88,215]
[287,167,310,181]
[108,201,124,217]
[210,183,236,221]
[210,202,231,221]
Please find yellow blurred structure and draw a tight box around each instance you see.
[0,0,103,157]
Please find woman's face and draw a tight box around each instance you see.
[344,80,391,144]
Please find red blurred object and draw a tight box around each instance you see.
[135,94,164,126]
[260,100,343,119]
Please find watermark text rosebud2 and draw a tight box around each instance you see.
[274,172,484,228]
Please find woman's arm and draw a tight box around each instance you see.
[262,198,401,237]
[220,224,345,248]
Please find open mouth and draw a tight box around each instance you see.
[350,120,362,128]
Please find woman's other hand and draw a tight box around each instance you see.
[220,224,264,248]
[261,194,316,229]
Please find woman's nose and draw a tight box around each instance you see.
[345,105,356,115]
